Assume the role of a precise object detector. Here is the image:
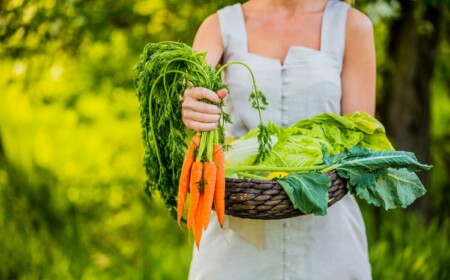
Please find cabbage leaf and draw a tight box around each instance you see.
[277,172,330,216]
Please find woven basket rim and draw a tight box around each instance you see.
[222,170,348,220]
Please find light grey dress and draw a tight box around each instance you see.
[189,1,372,279]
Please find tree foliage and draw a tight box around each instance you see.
[0,0,449,278]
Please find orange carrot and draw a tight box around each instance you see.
[177,134,200,226]
[193,194,205,249]
[187,161,203,231]
[199,161,217,230]
[213,144,225,227]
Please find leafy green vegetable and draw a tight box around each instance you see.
[353,168,426,210]
[224,135,278,172]
[225,112,431,216]
[278,172,330,215]
[291,112,394,153]
[226,112,394,171]
[323,146,431,173]
[323,146,430,210]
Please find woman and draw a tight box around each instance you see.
[182,0,375,279]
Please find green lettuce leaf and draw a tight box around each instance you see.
[361,133,394,151]
[225,112,396,172]
[277,172,330,216]
[292,112,394,153]
[344,111,386,134]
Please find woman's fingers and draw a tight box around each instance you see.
[183,119,218,131]
[182,97,221,114]
[182,109,220,123]
[185,87,221,103]
[182,87,228,131]
[217,88,228,99]
[182,102,220,131]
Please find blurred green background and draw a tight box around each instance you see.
[1,0,449,279]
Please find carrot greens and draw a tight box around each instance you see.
[134,41,271,214]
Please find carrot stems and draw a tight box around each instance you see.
[206,130,214,162]
[196,132,208,162]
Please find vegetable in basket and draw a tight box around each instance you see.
[225,112,431,216]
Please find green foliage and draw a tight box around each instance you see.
[327,146,429,210]
[133,41,229,209]
[134,42,273,208]
[0,54,193,279]
[0,0,448,279]
[278,172,330,215]
[361,207,450,280]
[430,40,450,221]
[227,112,395,173]
[226,113,430,215]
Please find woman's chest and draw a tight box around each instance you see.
[244,12,324,62]
[224,50,342,128]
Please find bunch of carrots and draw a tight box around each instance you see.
[177,129,225,248]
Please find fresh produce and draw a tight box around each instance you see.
[212,138,225,227]
[134,41,271,248]
[187,160,202,230]
[177,134,200,225]
[134,41,431,247]
[225,112,431,215]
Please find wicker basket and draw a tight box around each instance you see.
[224,170,347,220]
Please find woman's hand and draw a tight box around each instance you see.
[182,87,228,131]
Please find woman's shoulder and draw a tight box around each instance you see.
[199,1,243,35]
[193,3,244,63]
[192,12,224,66]
[346,6,374,36]
[198,12,221,33]
[343,6,374,56]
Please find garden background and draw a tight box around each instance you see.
[1,0,449,279]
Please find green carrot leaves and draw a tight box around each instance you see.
[134,41,271,209]
[134,42,226,209]
[217,61,272,164]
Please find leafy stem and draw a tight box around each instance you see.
[196,132,208,162]
[236,172,268,180]
[206,130,215,161]
[227,164,327,174]
[165,57,210,88]
[321,164,338,173]
[216,61,271,163]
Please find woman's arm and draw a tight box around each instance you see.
[341,8,376,116]
[182,13,228,131]
[192,13,224,67]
